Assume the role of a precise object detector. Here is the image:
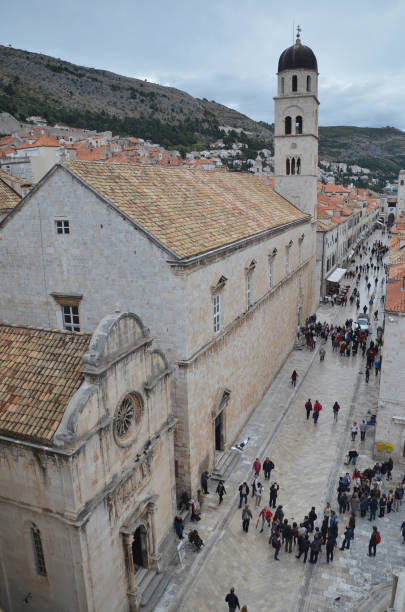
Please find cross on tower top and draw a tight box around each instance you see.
[296,25,302,43]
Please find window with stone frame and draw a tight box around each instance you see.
[268,258,274,288]
[246,272,252,308]
[31,526,47,577]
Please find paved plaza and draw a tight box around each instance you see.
[157,233,404,612]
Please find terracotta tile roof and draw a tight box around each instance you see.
[389,263,405,281]
[317,220,336,231]
[390,236,400,248]
[0,179,20,211]
[324,183,350,194]
[64,161,308,259]
[385,279,405,313]
[0,168,31,187]
[0,136,15,147]
[0,325,90,442]
[16,136,60,150]
[331,215,345,224]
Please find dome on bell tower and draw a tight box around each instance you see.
[278,32,318,73]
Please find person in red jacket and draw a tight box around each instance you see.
[257,506,273,532]
[253,458,261,476]
[313,400,322,424]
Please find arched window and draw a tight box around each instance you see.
[297,158,301,175]
[291,158,296,175]
[292,75,298,92]
[286,158,290,175]
[31,525,47,576]
[295,116,303,134]
[306,75,311,92]
[285,116,292,135]
[281,77,284,94]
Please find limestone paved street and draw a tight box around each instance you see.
[158,234,404,612]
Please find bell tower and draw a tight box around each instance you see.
[274,28,319,219]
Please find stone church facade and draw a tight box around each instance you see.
[0,312,176,611]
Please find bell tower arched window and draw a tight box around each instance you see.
[306,75,311,92]
[286,158,290,175]
[297,158,301,174]
[292,75,298,92]
[291,158,296,175]
[281,77,285,94]
[285,116,292,135]
[295,116,303,134]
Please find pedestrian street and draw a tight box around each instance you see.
[160,234,405,612]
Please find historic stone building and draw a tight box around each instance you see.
[0,161,317,496]
[0,37,319,500]
[0,312,176,611]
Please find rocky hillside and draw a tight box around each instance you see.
[0,44,272,147]
[319,126,405,178]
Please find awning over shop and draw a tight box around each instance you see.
[326,267,347,283]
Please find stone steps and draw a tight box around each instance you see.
[211,449,240,481]
[354,581,392,612]
[142,571,171,610]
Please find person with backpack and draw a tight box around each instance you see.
[242,505,253,533]
[305,399,312,420]
[368,526,381,556]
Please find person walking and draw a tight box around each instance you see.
[305,399,312,420]
[368,526,381,557]
[257,506,273,533]
[308,507,317,533]
[283,520,293,553]
[216,480,226,505]
[238,482,249,508]
[365,367,370,383]
[252,458,261,477]
[309,536,321,564]
[360,420,367,441]
[379,494,387,518]
[313,400,322,424]
[351,422,359,442]
[271,532,281,561]
[269,482,279,509]
[393,486,404,512]
[296,534,310,563]
[262,457,274,480]
[255,482,264,507]
[225,588,241,612]
[333,401,340,422]
[369,497,378,521]
[326,534,336,563]
[242,505,253,533]
[374,359,381,376]
[401,521,405,544]
[291,370,298,387]
[201,471,209,494]
[340,525,354,550]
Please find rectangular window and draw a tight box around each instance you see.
[213,294,221,332]
[285,250,290,275]
[268,259,273,288]
[298,241,302,263]
[62,305,80,331]
[31,527,47,576]
[55,219,70,234]
[246,273,252,308]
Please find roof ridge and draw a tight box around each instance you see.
[0,322,91,336]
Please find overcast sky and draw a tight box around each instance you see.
[1,0,404,129]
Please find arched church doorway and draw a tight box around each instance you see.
[132,525,149,569]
